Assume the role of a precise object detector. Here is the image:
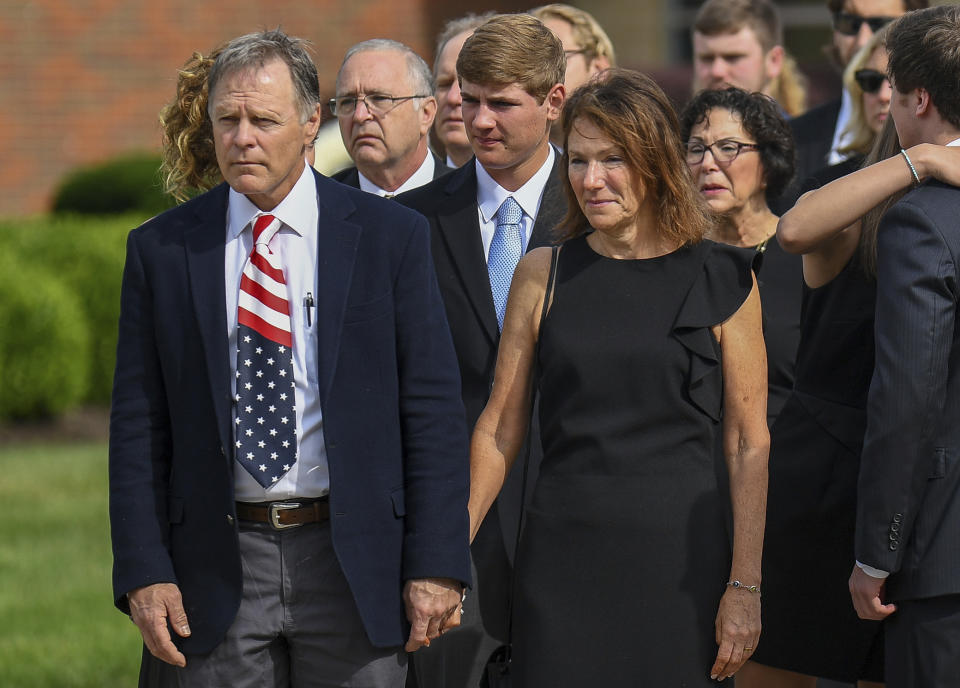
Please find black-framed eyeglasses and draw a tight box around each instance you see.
[832,12,895,36]
[685,139,760,165]
[854,68,890,95]
[328,93,431,117]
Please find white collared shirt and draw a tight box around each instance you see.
[358,150,435,196]
[475,146,556,260]
[224,163,328,501]
[828,88,855,166]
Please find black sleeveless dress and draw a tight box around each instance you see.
[511,235,753,687]
[751,251,882,682]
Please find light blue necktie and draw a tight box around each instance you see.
[488,196,524,331]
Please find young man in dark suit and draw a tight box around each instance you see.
[109,29,470,688]
[397,13,566,688]
[331,40,450,196]
[849,6,960,687]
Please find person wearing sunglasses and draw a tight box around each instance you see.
[331,40,451,197]
[776,0,927,215]
[681,87,801,429]
[839,27,893,161]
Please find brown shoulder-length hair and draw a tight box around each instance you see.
[859,117,905,278]
[556,69,712,245]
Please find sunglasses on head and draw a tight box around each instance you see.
[854,68,889,94]
[833,12,896,36]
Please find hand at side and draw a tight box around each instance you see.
[127,582,191,667]
[403,577,463,651]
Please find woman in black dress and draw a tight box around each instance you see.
[681,88,801,428]
[467,70,769,686]
[738,121,960,688]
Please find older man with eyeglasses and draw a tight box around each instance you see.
[331,40,451,196]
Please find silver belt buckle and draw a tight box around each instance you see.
[269,502,302,530]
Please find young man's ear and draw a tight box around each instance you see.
[915,88,932,118]
[764,45,785,83]
[545,83,566,122]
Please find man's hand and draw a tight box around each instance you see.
[128,583,191,667]
[403,577,463,652]
[849,565,897,620]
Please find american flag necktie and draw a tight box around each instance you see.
[235,214,298,488]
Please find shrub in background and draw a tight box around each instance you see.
[3,215,139,405]
[51,154,174,216]
[0,250,92,418]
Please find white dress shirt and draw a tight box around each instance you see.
[358,151,435,196]
[225,164,329,501]
[475,146,556,260]
[828,88,855,166]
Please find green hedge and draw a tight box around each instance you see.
[0,251,91,418]
[0,214,145,417]
[51,154,175,216]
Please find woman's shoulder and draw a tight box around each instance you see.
[675,239,755,326]
[696,238,756,278]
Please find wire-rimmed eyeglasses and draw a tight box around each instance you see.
[685,139,760,165]
[328,93,431,118]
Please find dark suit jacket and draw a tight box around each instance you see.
[856,180,960,601]
[332,151,452,190]
[397,154,567,640]
[109,168,471,654]
[771,98,842,215]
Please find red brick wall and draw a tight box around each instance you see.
[0,0,434,216]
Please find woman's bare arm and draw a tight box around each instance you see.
[710,277,769,681]
[468,247,554,541]
[779,144,960,287]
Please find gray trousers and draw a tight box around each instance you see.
[139,520,406,688]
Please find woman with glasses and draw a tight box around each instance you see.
[680,88,799,427]
[469,70,768,686]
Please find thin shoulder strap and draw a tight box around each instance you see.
[538,245,560,329]
[505,245,560,646]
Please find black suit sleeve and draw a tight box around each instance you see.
[856,196,959,573]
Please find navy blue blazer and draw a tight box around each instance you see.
[109,168,471,653]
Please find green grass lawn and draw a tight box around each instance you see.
[0,442,141,687]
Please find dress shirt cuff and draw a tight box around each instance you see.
[856,561,890,579]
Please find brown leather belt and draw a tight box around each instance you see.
[235,498,330,530]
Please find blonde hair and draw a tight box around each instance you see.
[456,13,565,101]
[839,26,890,157]
[529,4,616,66]
[768,53,808,117]
[159,47,224,202]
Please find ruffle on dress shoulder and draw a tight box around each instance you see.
[672,240,755,421]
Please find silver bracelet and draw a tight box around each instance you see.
[727,579,762,595]
[901,148,921,186]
